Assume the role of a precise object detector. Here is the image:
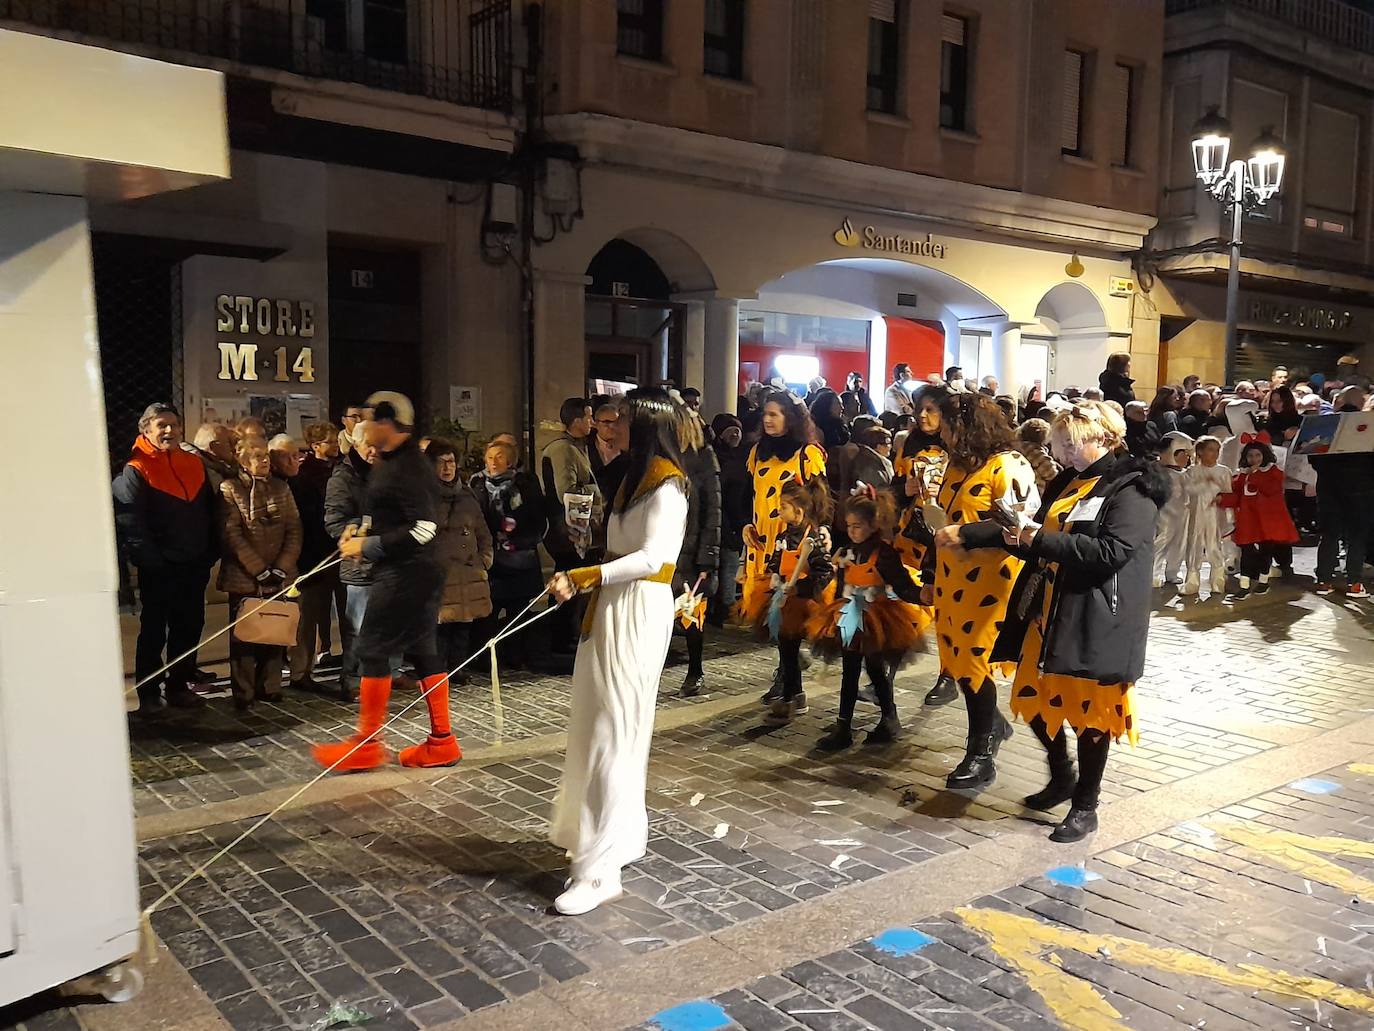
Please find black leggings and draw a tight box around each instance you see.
[684,625,704,676]
[1240,542,1275,579]
[778,636,804,701]
[960,678,1000,738]
[839,652,895,722]
[359,651,442,679]
[1030,716,1111,810]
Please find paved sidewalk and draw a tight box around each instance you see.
[9,577,1374,1031]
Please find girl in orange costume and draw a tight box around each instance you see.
[807,489,927,749]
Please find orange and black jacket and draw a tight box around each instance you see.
[113,437,216,568]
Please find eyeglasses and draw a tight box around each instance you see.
[595,419,618,427]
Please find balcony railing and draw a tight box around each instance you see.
[1167,0,1374,55]
[0,0,512,112]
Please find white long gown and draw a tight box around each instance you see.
[548,479,688,879]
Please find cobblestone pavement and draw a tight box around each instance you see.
[642,759,1374,1031]
[10,576,1374,1031]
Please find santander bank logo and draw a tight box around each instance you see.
[834,217,860,247]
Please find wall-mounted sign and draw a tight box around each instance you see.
[350,269,374,289]
[833,217,948,259]
[1247,299,1354,334]
[610,281,631,297]
[214,294,316,383]
[1109,276,1136,297]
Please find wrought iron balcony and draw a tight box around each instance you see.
[1167,0,1374,55]
[0,0,512,112]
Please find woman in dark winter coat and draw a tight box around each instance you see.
[220,437,303,710]
[427,439,493,681]
[1176,389,1215,439]
[949,401,1167,844]
[1098,352,1136,407]
[323,424,379,700]
[808,388,850,450]
[471,438,548,669]
[672,410,722,697]
[1145,386,1182,438]
[710,414,751,624]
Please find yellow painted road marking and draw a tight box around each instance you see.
[1347,763,1374,776]
[957,906,1374,1031]
[1209,819,1374,897]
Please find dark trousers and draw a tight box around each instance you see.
[960,678,999,738]
[1316,491,1372,583]
[134,562,209,702]
[1240,542,1276,579]
[289,568,340,682]
[227,595,285,706]
[436,621,475,677]
[476,581,542,669]
[1030,717,1112,811]
[1286,488,1317,534]
[839,652,895,722]
[778,636,804,701]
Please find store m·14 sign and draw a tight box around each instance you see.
[834,217,948,259]
[215,295,316,383]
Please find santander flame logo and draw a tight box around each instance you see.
[834,217,860,247]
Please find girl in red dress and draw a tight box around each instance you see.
[1229,439,1298,596]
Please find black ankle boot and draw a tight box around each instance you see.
[865,713,902,745]
[946,732,998,790]
[1024,759,1077,811]
[818,723,854,751]
[924,673,958,707]
[682,670,704,698]
[1049,806,1099,842]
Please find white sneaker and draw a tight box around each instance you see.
[1180,574,1199,596]
[554,873,622,916]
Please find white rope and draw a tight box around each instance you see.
[125,553,344,698]
[141,590,558,928]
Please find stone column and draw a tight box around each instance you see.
[992,322,1022,399]
[703,296,741,417]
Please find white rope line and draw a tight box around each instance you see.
[126,553,344,697]
[141,589,557,925]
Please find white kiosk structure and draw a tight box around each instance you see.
[0,28,228,1006]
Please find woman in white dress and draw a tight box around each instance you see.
[547,388,689,915]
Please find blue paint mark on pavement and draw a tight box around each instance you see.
[1289,778,1340,795]
[650,1000,732,1031]
[871,927,936,956]
[1045,865,1102,888]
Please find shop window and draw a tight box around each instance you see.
[618,0,665,62]
[1110,62,1136,167]
[1061,49,1090,157]
[939,13,971,132]
[704,0,745,80]
[1304,208,1352,236]
[772,354,821,388]
[867,0,903,115]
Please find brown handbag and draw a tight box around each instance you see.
[232,597,300,647]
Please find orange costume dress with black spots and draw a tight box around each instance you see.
[893,444,947,574]
[1010,475,1139,745]
[807,538,928,660]
[739,524,834,641]
[929,450,1037,693]
[740,440,827,614]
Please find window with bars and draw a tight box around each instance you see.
[1110,63,1136,167]
[867,0,902,114]
[939,13,971,131]
[618,0,665,62]
[704,0,745,79]
[1061,49,1089,157]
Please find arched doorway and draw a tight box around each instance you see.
[1033,282,1112,392]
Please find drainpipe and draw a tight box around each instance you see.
[520,2,543,470]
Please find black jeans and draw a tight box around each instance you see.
[778,636,804,701]
[436,621,474,677]
[1316,491,1373,583]
[1240,542,1275,580]
[134,562,209,702]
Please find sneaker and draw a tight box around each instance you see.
[1255,574,1271,595]
[1348,583,1369,599]
[1315,582,1336,596]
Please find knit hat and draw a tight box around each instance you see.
[367,391,415,429]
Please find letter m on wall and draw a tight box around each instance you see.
[218,342,259,381]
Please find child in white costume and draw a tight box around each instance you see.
[1181,436,1233,596]
[1154,431,1195,587]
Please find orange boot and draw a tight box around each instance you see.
[399,673,463,768]
[312,675,390,771]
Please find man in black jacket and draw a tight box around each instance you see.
[313,394,460,771]
[113,403,215,714]
[1311,386,1374,597]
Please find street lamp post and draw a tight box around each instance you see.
[1190,107,1287,358]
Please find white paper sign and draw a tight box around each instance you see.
[450,385,481,428]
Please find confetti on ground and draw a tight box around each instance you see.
[871,927,936,957]
[712,823,729,839]
[818,838,863,847]
[830,854,851,871]
[689,793,705,807]
[649,1000,731,1031]
[1289,778,1340,795]
[1045,865,1103,888]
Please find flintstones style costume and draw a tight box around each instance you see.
[740,523,834,642]
[740,441,827,614]
[893,443,948,574]
[1008,473,1139,747]
[927,450,1038,694]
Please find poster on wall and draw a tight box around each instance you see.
[286,394,324,440]
[449,385,481,428]
[201,396,250,427]
[249,395,288,438]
